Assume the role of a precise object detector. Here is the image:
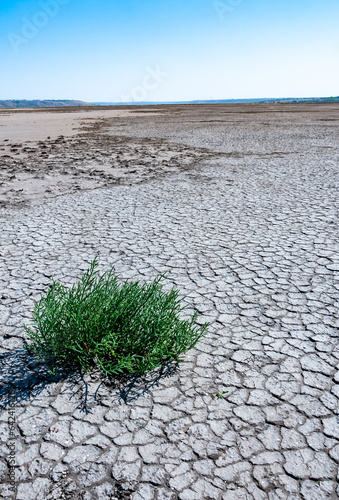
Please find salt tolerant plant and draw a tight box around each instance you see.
[25,258,209,376]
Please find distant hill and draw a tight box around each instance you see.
[188,96,339,104]
[93,96,339,106]
[0,100,90,109]
[1,97,338,109]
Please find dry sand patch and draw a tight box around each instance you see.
[0,107,163,142]
[0,107,216,208]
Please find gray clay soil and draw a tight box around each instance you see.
[0,103,339,499]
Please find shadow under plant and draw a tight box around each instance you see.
[0,346,180,412]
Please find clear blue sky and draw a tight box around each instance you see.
[1,0,338,102]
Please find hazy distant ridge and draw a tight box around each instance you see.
[1,97,338,109]
[0,100,90,109]
[93,96,339,106]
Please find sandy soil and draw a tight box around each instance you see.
[0,108,163,142]
[0,106,218,208]
[0,103,338,208]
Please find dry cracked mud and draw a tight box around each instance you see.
[0,103,339,499]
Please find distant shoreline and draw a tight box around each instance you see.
[1,96,338,109]
[93,96,339,106]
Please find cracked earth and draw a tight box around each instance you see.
[0,104,339,499]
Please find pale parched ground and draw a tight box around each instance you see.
[0,107,214,208]
[0,104,339,499]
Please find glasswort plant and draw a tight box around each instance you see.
[25,259,209,376]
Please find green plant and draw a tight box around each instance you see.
[47,367,58,377]
[25,259,209,376]
[216,390,229,399]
